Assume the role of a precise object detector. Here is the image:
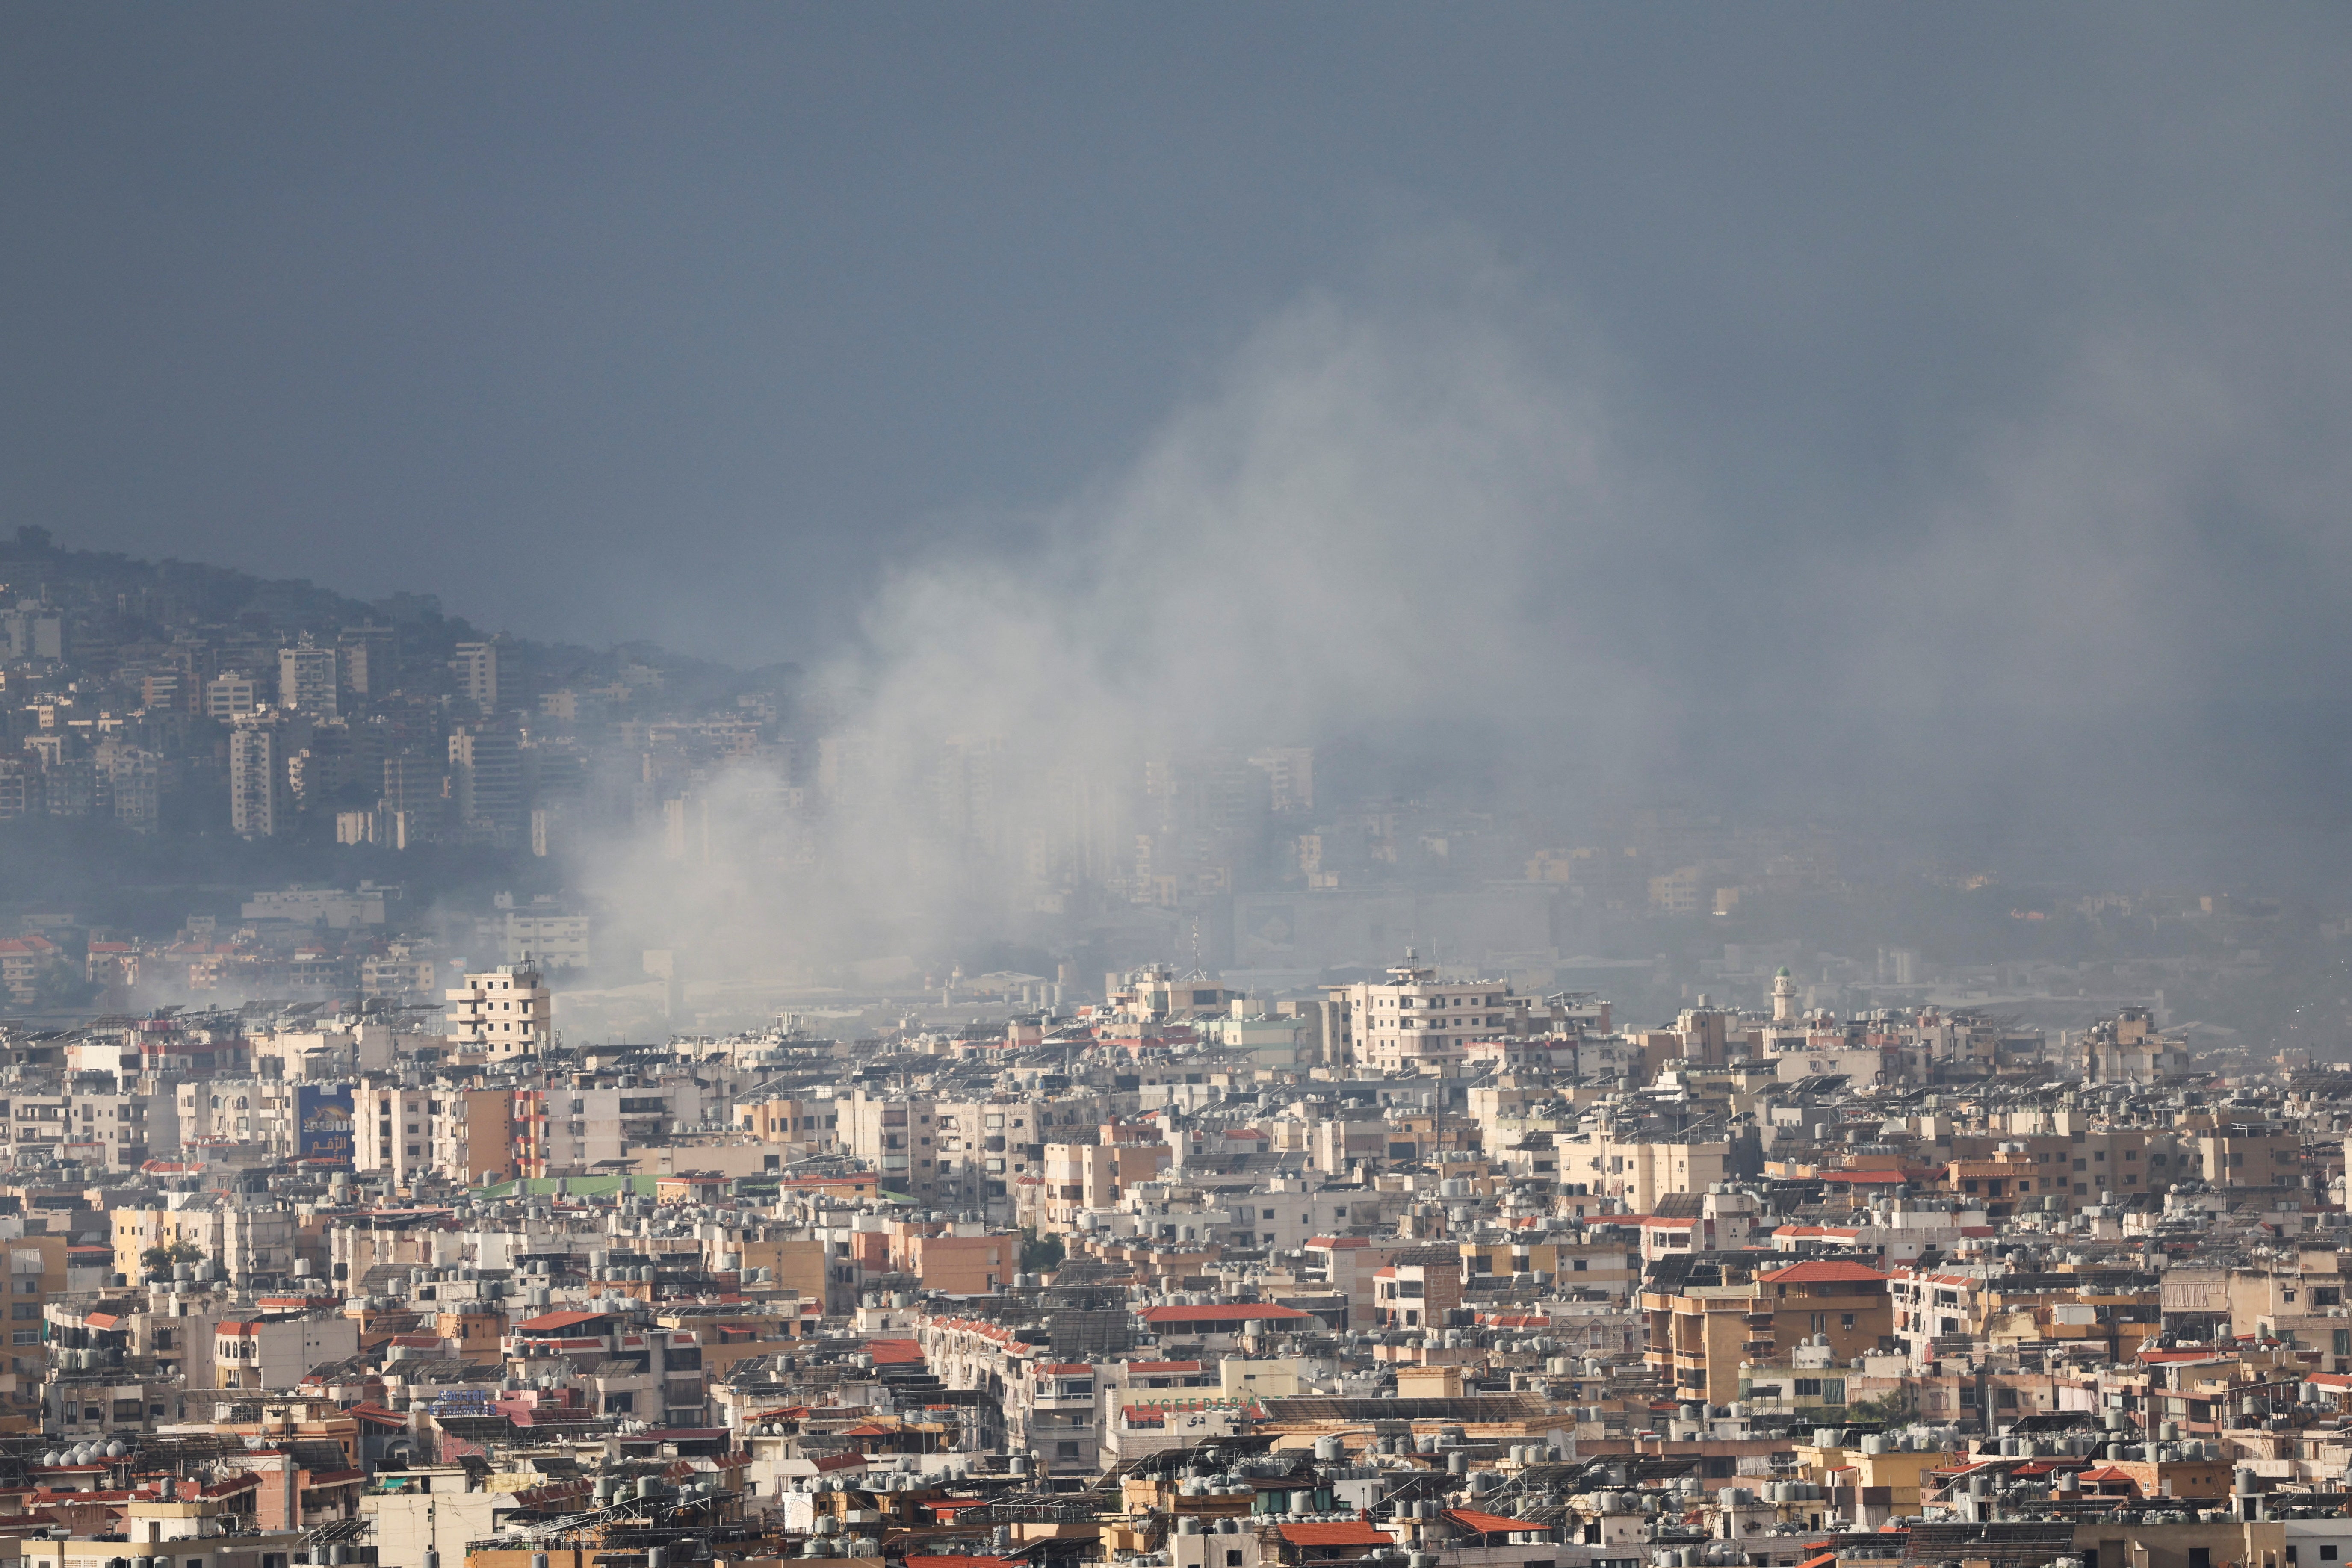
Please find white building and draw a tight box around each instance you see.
[446,965,552,1056]
[1321,952,1527,1072]
[503,909,591,969]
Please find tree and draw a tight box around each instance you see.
[1018,1227,1064,1274]
[1844,1388,1917,1426]
[140,1239,204,1279]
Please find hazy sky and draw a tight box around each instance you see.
[5,7,2343,662]
[10,3,2352,892]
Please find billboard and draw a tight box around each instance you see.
[297,1084,355,1166]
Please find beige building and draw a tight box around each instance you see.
[1558,1130,1731,1213]
[228,715,287,839]
[2195,1121,2303,1192]
[446,965,552,1056]
[1321,953,1529,1073]
[1031,1141,1171,1232]
[363,1471,500,1568]
[451,640,498,711]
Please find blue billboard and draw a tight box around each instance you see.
[298,1085,355,1166]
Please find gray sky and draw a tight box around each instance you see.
[6,5,2352,878]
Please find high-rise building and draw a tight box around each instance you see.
[380,747,447,848]
[337,623,396,697]
[206,672,260,721]
[1248,747,1316,813]
[99,742,160,833]
[451,641,498,712]
[277,641,339,717]
[229,717,285,839]
[448,723,525,842]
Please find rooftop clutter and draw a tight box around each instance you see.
[0,971,2343,1568]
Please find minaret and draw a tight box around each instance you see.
[1771,966,1798,1024]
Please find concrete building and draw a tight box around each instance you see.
[502,907,591,969]
[213,1312,359,1391]
[276,641,339,718]
[447,723,525,842]
[451,640,498,712]
[511,1080,700,1178]
[204,671,260,720]
[445,965,552,1057]
[1322,953,1528,1073]
[229,715,287,839]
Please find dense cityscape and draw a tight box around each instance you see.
[7,526,2352,1568]
[7,15,2352,1568]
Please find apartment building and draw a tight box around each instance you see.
[214,1313,359,1391]
[1321,953,1529,1073]
[512,1080,699,1178]
[737,1093,842,1153]
[277,642,339,718]
[1558,1131,1732,1213]
[927,1092,1105,1220]
[1644,1259,1893,1405]
[446,964,552,1056]
[228,716,287,839]
[1032,1141,1171,1232]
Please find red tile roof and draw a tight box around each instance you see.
[1445,1509,1539,1534]
[1276,1522,1393,1547]
[517,1309,611,1332]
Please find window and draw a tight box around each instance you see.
[2189,1550,2212,1568]
[2322,1548,2338,1562]
[1055,1441,1080,1459]
[603,1392,635,1414]
[1226,1553,1244,1567]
